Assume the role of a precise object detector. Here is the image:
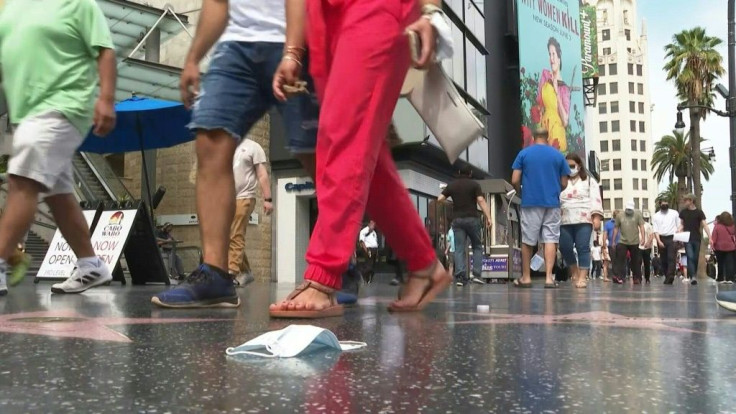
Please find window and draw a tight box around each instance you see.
[639,121,646,132]
[631,139,637,151]
[611,101,619,113]
[598,83,607,95]
[627,47,632,54]
[600,140,609,152]
[628,63,634,75]
[638,83,644,94]
[641,159,647,170]
[599,121,608,133]
[613,159,621,170]
[603,47,612,56]
[632,159,638,170]
[609,64,617,75]
[625,29,631,41]
[640,140,646,151]
[601,160,610,171]
[630,120,637,132]
[643,198,649,210]
[602,29,611,41]
[637,64,643,76]
[601,179,610,191]
[629,82,635,94]
[612,139,621,151]
[610,82,619,94]
[642,179,648,190]
[634,199,640,209]
[614,178,622,190]
[599,64,606,76]
[612,120,620,132]
[615,198,623,210]
[603,199,612,211]
[599,102,607,114]
[633,178,639,190]
[638,102,645,114]
[629,101,636,113]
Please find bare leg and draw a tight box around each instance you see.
[603,259,611,281]
[0,176,43,259]
[544,243,557,285]
[45,194,95,258]
[569,264,579,283]
[195,130,238,271]
[520,244,533,284]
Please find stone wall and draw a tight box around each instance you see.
[123,1,274,281]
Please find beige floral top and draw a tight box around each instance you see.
[560,176,604,225]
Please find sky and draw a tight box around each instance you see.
[638,0,730,220]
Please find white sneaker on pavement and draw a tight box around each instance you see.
[234,272,255,288]
[51,259,112,294]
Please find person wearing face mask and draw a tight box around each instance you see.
[652,199,680,284]
[558,153,603,288]
[611,201,645,284]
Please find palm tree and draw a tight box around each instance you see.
[664,27,725,207]
[651,130,715,208]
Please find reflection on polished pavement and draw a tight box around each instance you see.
[1,278,735,413]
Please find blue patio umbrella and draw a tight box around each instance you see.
[78,96,192,207]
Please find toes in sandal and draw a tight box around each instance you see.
[269,281,344,319]
[513,279,533,288]
[388,261,452,313]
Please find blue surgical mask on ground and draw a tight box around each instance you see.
[226,325,366,358]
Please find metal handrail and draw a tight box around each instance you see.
[72,166,101,202]
[79,152,134,201]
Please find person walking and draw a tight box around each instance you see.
[153,0,319,308]
[653,199,680,285]
[679,194,712,286]
[639,219,655,284]
[228,138,273,287]
[510,128,570,288]
[437,165,493,286]
[358,220,379,284]
[612,201,645,284]
[558,153,603,288]
[591,240,602,279]
[269,0,451,317]
[444,228,455,275]
[599,230,612,281]
[603,211,620,282]
[711,212,736,284]
[0,0,117,294]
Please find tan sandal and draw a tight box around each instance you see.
[269,281,344,319]
[389,260,452,312]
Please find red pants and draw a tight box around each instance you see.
[304,0,436,289]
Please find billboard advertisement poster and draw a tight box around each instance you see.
[518,0,586,158]
[579,0,599,78]
[37,211,97,279]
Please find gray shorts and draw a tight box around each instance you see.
[8,111,83,196]
[521,207,561,246]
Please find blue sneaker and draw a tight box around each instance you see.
[716,290,736,312]
[151,264,240,308]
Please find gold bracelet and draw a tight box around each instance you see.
[284,46,306,58]
[282,55,303,67]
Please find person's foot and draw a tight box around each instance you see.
[633,278,641,285]
[8,253,31,287]
[390,278,400,286]
[234,272,255,288]
[716,290,736,312]
[614,277,624,284]
[151,264,240,308]
[455,280,465,287]
[470,276,486,285]
[390,260,451,311]
[270,281,335,313]
[645,278,651,284]
[336,291,358,305]
[664,277,675,285]
[0,268,7,296]
[682,278,691,285]
[691,279,698,286]
[51,258,112,294]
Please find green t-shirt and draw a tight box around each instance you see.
[0,0,114,134]
[615,210,644,246]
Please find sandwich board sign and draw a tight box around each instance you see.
[36,202,169,285]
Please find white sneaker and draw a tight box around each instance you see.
[51,261,112,294]
[682,278,691,284]
[0,268,7,296]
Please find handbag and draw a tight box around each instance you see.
[400,64,484,163]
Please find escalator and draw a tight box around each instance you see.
[72,152,133,204]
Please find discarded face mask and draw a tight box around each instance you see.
[226,325,367,358]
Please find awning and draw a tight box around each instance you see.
[116,58,182,102]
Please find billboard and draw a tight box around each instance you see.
[518,0,586,158]
[580,0,599,79]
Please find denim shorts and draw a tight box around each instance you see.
[190,41,318,153]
